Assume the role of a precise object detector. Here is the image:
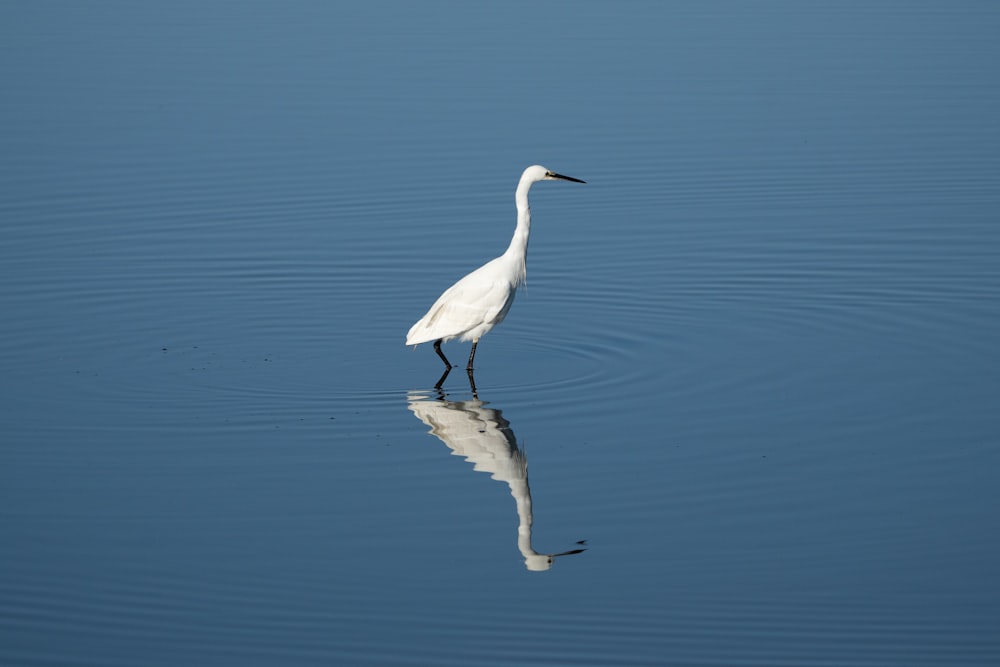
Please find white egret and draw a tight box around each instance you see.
[406,165,585,371]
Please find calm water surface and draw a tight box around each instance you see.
[2,2,999,665]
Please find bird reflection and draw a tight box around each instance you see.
[407,377,585,571]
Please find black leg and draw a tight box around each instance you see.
[433,339,451,369]
[466,339,478,371]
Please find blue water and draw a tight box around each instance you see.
[2,2,999,665]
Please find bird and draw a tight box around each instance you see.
[406,165,585,372]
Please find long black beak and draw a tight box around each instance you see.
[550,172,586,184]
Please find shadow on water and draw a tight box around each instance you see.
[407,371,586,572]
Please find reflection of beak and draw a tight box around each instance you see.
[551,548,587,557]
[551,540,588,557]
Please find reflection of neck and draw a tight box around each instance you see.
[479,448,549,571]
[509,474,542,566]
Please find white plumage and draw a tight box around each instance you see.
[406,165,585,371]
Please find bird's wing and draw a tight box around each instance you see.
[406,268,514,345]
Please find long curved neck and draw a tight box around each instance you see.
[502,181,533,284]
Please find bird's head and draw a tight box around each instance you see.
[522,165,586,185]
